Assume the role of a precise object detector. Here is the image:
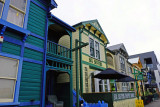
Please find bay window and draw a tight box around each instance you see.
[89,37,100,60]
[7,0,27,27]
[0,56,19,102]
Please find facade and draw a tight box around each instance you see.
[130,51,160,91]
[106,49,116,91]
[107,43,135,92]
[0,0,75,107]
[71,20,109,94]
[128,57,145,97]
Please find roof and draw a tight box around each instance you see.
[48,13,76,32]
[107,43,128,56]
[73,19,109,44]
[128,57,139,64]
[129,51,158,70]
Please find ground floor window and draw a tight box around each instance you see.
[0,56,19,102]
[122,82,129,91]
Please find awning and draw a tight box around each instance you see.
[145,83,157,88]
[116,76,137,82]
[94,68,128,79]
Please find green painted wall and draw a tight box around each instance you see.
[27,2,46,37]
[19,61,42,102]
[18,0,47,106]
[1,41,21,56]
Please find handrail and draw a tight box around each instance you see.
[47,40,71,59]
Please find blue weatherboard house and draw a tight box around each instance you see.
[0,0,75,107]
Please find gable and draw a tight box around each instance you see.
[120,44,127,54]
[73,19,109,44]
[90,21,104,34]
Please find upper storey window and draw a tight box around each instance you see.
[120,56,125,71]
[89,37,100,60]
[0,0,4,17]
[7,0,27,27]
[90,38,95,57]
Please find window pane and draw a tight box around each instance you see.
[10,0,26,11]
[0,79,15,100]
[0,2,3,16]
[7,7,24,27]
[90,38,94,48]
[0,56,19,78]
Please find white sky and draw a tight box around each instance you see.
[51,0,160,62]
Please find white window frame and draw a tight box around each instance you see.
[7,0,27,27]
[122,82,127,91]
[89,36,100,60]
[0,0,5,18]
[0,56,19,103]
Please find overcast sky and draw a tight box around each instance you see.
[51,0,160,62]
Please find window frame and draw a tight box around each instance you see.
[122,82,128,91]
[119,56,125,71]
[0,0,5,18]
[7,0,27,27]
[89,36,101,60]
[95,40,100,59]
[0,55,19,103]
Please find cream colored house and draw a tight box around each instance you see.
[107,43,135,92]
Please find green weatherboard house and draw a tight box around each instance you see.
[0,0,75,107]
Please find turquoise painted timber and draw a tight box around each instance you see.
[4,31,23,40]
[1,41,21,56]
[26,35,44,48]
[18,0,47,106]
[23,48,43,61]
[27,2,47,37]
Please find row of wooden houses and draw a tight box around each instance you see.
[0,0,159,107]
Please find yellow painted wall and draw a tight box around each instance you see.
[113,98,136,107]
[71,29,81,90]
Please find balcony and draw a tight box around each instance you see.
[47,40,71,61]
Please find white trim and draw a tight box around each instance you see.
[89,36,101,60]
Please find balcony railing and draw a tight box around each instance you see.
[47,40,71,59]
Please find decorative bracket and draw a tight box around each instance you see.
[23,34,29,42]
[99,34,102,38]
[88,26,91,31]
[94,30,97,34]
[0,25,7,36]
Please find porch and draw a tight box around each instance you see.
[43,15,75,107]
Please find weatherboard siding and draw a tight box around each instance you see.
[18,0,46,105]
[27,2,47,37]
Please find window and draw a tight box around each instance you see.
[95,41,100,59]
[0,0,4,17]
[120,56,125,71]
[7,0,27,27]
[89,38,95,57]
[122,82,128,91]
[128,67,132,73]
[89,37,100,60]
[107,54,113,66]
[0,56,19,102]
[131,83,134,91]
[99,80,103,92]
[99,80,108,92]
[104,80,108,92]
